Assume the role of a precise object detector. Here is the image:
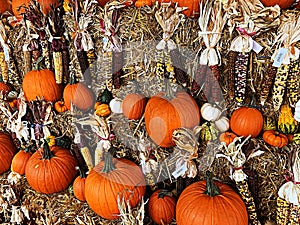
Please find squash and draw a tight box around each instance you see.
[214,116,229,132]
[95,103,111,117]
[0,0,12,14]
[54,100,68,113]
[109,98,123,114]
[11,149,32,175]
[176,171,248,225]
[263,130,288,148]
[73,167,87,202]
[200,103,222,122]
[230,107,263,138]
[259,0,295,9]
[0,133,17,175]
[122,93,147,120]
[278,104,298,134]
[219,132,237,146]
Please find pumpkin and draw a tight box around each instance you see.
[63,75,94,111]
[219,132,237,146]
[200,103,221,122]
[135,0,152,7]
[25,141,78,194]
[22,67,62,102]
[145,83,200,147]
[73,167,87,202]
[122,93,147,120]
[54,100,68,113]
[176,171,248,225]
[85,149,146,220]
[12,0,60,18]
[11,149,32,175]
[0,75,12,94]
[148,189,176,225]
[95,103,111,117]
[0,0,11,14]
[230,107,263,138]
[214,116,229,132]
[278,104,298,134]
[263,130,288,148]
[109,98,123,113]
[0,133,17,175]
[259,0,295,9]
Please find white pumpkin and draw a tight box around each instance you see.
[109,98,123,113]
[294,100,300,122]
[214,116,230,132]
[200,103,222,122]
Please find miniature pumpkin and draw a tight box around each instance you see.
[148,189,176,225]
[230,107,263,138]
[278,104,298,134]
[73,167,87,202]
[95,103,111,117]
[145,83,200,147]
[63,75,94,111]
[109,98,123,113]
[200,103,221,122]
[259,0,295,9]
[25,141,78,194]
[85,149,146,220]
[11,149,32,175]
[22,67,62,102]
[0,133,17,175]
[214,116,229,132]
[219,132,237,146]
[54,100,68,113]
[263,130,288,148]
[0,0,12,14]
[122,93,147,120]
[176,171,248,225]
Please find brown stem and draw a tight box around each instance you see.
[42,140,54,160]
[101,147,116,173]
[204,171,220,197]
[158,189,172,199]
[163,79,175,100]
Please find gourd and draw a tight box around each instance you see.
[0,133,17,175]
[54,100,68,113]
[278,104,298,134]
[214,116,229,132]
[200,103,222,122]
[263,130,288,148]
[219,132,237,146]
[94,103,111,117]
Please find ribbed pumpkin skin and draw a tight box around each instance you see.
[263,130,288,148]
[73,176,86,201]
[0,82,12,94]
[63,83,94,111]
[230,107,263,138]
[0,0,11,14]
[148,190,176,225]
[145,92,200,147]
[176,181,248,225]
[85,158,146,220]
[22,69,62,102]
[12,0,59,17]
[0,133,17,175]
[122,93,147,120]
[219,132,237,146]
[11,150,32,175]
[259,0,295,9]
[25,146,78,194]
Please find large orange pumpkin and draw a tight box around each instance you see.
[22,68,62,102]
[176,171,248,225]
[63,76,94,111]
[0,0,12,14]
[230,107,263,138]
[122,93,147,120]
[259,0,295,8]
[85,151,146,220]
[25,141,78,194]
[145,88,200,147]
[148,189,176,225]
[0,133,17,175]
[11,149,32,175]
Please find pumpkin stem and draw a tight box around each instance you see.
[204,171,220,197]
[35,56,44,70]
[69,73,77,85]
[163,79,175,100]
[101,147,116,173]
[78,166,87,178]
[158,189,172,199]
[42,139,54,160]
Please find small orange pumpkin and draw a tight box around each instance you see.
[0,74,12,94]
[95,103,111,117]
[73,167,87,202]
[11,149,32,175]
[122,93,147,120]
[259,0,295,9]
[54,100,68,113]
[0,0,12,14]
[135,0,152,7]
[0,133,17,175]
[263,130,288,148]
[219,132,237,146]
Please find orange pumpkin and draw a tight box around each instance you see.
[73,167,87,202]
[219,132,237,146]
[95,103,111,117]
[122,93,147,120]
[25,141,78,194]
[85,151,146,220]
[11,149,32,175]
[22,68,62,102]
[230,107,263,138]
[0,74,12,94]
[148,189,176,225]
[0,133,17,175]
[0,0,11,14]
[54,100,68,113]
[263,130,288,148]
[259,0,295,9]
[135,0,152,7]
[63,76,94,111]
[145,86,200,147]
[176,171,248,225]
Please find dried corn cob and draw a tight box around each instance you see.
[94,148,103,166]
[23,45,32,74]
[289,204,300,225]
[287,60,300,107]
[191,64,208,96]
[62,42,70,84]
[170,48,189,87]
[31,39,41,63]
[235,180,259,225]
[112,50,123,89]
[227,51,238,99]
[209,65,222,103]
[80,146,94,171]
[234,52,250,106]
[87,49,96,67]
[276,197,290,225]
[0,51,8,83]
[155,50,166,79]
[53,51,63,84]
[146,172,158,191]
[260,64,278,106]
[76,50,89,75]
[272,64,289,111]
[40,39,51,69]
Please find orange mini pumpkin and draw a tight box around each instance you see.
[259,0,295,9]
[219,132,237,146]
[0,133,17,175]
[54,100,68,113]
[95,103,111,117]
[122,93,147,120]
[73,167,87,202]
[11,149,32,175]
[263,130,288,148]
